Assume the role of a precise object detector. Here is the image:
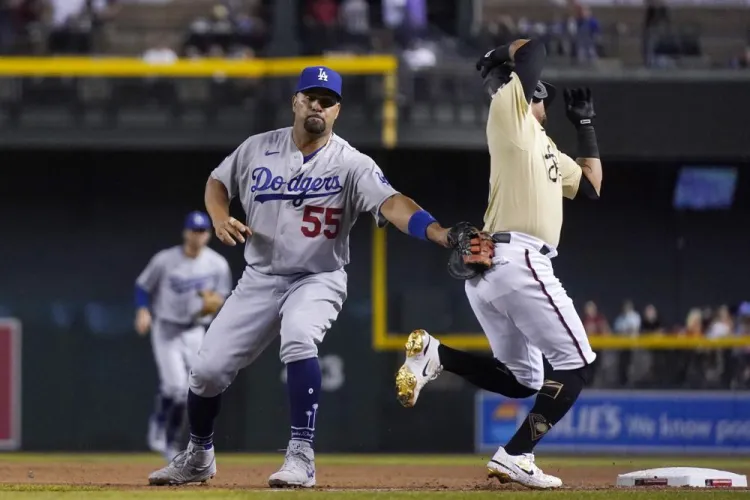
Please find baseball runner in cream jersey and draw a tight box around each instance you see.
[135,211,232,462]
[147,66,486,488]
[395,38,604,489]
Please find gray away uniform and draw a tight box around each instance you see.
[189,127,398,398]
[137,246,232,402]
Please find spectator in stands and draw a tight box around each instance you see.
[339,0,369,53]
[302,0,338,56]
[643,0,670,67]
[48,0,117,54]
[382,0,428,49]
[641,304,662,333]
[614,300,641,335]
[142,34,177,64]
[582,300,609,336]
[15,0,50,54]
[184,2,262,58]
[572,3,600,64]
[637,304,664,388]
[689,306,733,388]
[582,300,611,388]
[707,304,734,339]
[185,4,233,55]
[228,0,265,53]
[684,307,704,337]
[613,300,641,386]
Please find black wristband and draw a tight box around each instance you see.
[576,125,600,159]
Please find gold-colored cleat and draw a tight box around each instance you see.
[396,365,417,407]
[404,329,426,357]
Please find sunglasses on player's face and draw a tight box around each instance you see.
[300,91,340,109]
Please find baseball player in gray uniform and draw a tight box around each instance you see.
[135,211,232,462]
[148,66,477,488]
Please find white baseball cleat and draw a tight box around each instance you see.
[395,329,443,408]
[147,417,166,454]
[487,447,563,489]
[148,441,216,486]
[268,440,316,488]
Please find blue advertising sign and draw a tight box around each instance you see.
[475,390,750,454]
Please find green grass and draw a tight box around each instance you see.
[0,485,746,500]
[1,453,750,469]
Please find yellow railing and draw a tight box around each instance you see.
[370,223,750,351]
[0,55,399,148]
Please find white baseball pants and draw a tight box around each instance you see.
[465,232,596,391]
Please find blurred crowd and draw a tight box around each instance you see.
[582,299,750,390]
[0,0,745,71]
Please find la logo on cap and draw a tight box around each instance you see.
[318,68,328,81]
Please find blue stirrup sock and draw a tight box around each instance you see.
[286,357,322,444]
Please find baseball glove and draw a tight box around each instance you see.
[198,290,224,316]
[446,222,495,280]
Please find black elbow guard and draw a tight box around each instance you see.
[579,174,599,200]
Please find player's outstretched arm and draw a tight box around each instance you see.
[379,194,450,248]
[205,177,252,246]
[563,87,602,198]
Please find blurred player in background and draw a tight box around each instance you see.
[134,211,233,462]
[396,38,603,489]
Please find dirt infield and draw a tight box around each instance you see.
[0,460,681,490]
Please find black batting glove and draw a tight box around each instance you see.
[476,45,511,79]
[563,87,596,128]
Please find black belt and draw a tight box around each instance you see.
[491,232,552,256]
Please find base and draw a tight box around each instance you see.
[617,467,747,488]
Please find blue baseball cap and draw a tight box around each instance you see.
[184,211,211,231]
[295,66,342,100]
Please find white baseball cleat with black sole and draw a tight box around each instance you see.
[148,441,216,486]
[487,447,563,489]
[268,440,316,488]
[395,329,443,408]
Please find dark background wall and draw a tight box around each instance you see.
[0,148,748,452]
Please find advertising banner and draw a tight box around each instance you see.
[476,390,750,455]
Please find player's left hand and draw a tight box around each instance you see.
[563,87,596,128]
[446,222,495,280]
[199,290,224,316]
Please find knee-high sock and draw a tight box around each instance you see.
[286,357,321,445]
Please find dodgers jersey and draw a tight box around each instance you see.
[136,246,232,325]
[211,127,398,275]
[484,74,583,248]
